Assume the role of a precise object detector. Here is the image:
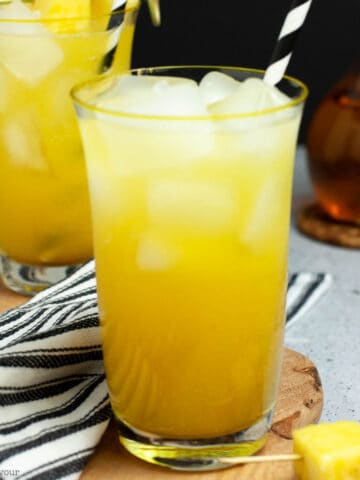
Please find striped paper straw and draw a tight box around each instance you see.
[100,0,129,72]
[110,0,127,26]
[264,0,313,85]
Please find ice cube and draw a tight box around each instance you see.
[99,75,209,118]
[3,112,49,171]
[0,1,41,29]
[0,1,64,85]
[209,77,292,132]
[265,80,293,107]
[199,71,240,106]
[210,77,290,115]
[93,75,215,169]
[241,178,283,246]
[93,117,214,177]
[147,180,237,235]
[99,75,196,104]
[136,233,180,271]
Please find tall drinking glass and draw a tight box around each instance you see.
[72,66,307,470]
[0,2,139,295]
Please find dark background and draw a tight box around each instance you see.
[131,0,359,142]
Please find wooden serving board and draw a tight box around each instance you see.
[0,282,323,480]
[0,281,26,312]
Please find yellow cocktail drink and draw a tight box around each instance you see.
[73,67,307,469]
[96,138,290,437]
[0,0,138,293]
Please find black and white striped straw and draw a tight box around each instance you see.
[108,0,128,44]
[100,0,131,72]
[264,0,313,85]
[102,0,160,72]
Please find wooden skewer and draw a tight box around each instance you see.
[218,454,302,465]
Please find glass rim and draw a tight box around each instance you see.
[0,4,139,25]
[71,65,309,122]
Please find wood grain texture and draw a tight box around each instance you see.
[0,280,28,311]
[0,281,323,480]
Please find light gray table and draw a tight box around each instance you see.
[286,146,360,422]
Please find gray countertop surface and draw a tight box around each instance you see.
[286,146,360,422]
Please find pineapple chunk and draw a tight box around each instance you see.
[33,0,91,32]
[34,0,91,18]
[91,0,113,16]
[293,421,360,480]
[90,0,115,31]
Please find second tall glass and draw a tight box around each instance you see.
[0,2,139,294]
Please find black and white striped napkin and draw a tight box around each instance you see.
[0,261,331,480]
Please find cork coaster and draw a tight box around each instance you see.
[297,203,360,248]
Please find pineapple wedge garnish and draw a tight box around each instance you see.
[33,0,90,32]
[293,421,360,480]
[91,0,113,17]
[90,0,117,31]
[33,0,117,32]
[34,0,90,18]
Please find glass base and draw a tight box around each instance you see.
[117,411,272,471]
[0,255,83,296]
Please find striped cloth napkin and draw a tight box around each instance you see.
[0,261,331,480]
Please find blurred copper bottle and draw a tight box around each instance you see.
[307,63,360,224]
